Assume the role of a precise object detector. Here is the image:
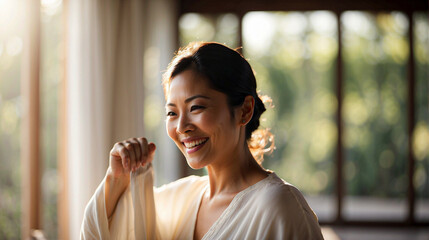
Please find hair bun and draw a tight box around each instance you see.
[247,94,274,164]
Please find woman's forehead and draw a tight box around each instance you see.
[167,70,211,97]
[166,70,229,106]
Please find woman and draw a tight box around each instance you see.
[81,42,324,239]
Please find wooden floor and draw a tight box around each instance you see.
[321,226,429,240]
[306,195,429,221]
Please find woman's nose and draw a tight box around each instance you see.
[176,114,194,134]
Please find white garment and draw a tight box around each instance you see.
[81,164,324,239]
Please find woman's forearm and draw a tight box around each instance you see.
[104,138,155,225]
[104,167,130,220]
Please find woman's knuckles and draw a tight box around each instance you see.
[110,138,155,173]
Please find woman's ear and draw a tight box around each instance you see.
[239,95,255,125]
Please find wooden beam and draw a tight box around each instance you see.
[335,11,344,224]
[20,0,41,238]
[179,0,428,14]
[237,13,244,51]
[406,11,416,225]
[58,0,70,239]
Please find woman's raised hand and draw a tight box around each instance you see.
[109,137,156,178]
[105,138,155,219]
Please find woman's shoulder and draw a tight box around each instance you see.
[255,172,301,195]
[248,172,323,239]
[251,172,315,215]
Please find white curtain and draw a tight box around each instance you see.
[66,0,177,238]
[141,0,181,187]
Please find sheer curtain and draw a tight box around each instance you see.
[66,0,177,238]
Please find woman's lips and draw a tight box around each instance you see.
[182,138,209,154]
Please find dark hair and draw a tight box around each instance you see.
[163,42,274,163]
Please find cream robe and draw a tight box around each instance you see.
[80,164,324,239]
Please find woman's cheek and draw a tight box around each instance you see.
[166,121,184,151]
[166,120,175,140]
[198,111,218,127]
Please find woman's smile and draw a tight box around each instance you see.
[182,137,209,153]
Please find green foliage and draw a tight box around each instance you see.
[414,13,429,199]
[39,4,63,239]
[0,2,23,237]
[242,12,338,195]
[343,12,409,198]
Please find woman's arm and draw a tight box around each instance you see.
[105,168,130,221]
[104,137,156,221]
[81,161,156,239]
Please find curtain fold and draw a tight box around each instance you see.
[67,1,144,238]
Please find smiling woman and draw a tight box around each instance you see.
[80,42,323,239]
[166,69,246,170]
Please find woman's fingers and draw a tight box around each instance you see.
[117,143,131,171]
[127,139,142,171]
[140,138,149,165]
[110,138,156,176]
[125,140,136,171]
[148,143,156,159]
[136,138,156,167]
[131,138,142,168]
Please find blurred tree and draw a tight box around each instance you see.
[40,0,63,238]
[0,0,63,238]
[179,13,240,48]
[0,0,24,238]
[243,11,338,196]
[413,12,429,221]
[342,12,409,199]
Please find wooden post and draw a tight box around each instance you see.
[335,10,344,223]
[406,11,416,225]
[58,0,70,239]
[20,0,41,238]
[237,12,244,52]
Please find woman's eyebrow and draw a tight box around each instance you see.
[184,95,210,103]
[166,95,210,107]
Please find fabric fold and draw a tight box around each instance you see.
[131,164,158,240]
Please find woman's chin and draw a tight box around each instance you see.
[186,158,207,170]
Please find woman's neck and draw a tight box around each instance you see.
[205,145,268,199]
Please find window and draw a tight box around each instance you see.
[0,0,63,238]
[178,4,429,225]
[179,13,240,48]
[414,12,429,222]
[342,11,409,221]
[242,11,338,222]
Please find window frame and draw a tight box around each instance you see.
[178,0,429,227]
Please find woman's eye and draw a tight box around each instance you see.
[166,111,176,117]
[190,105,205,112]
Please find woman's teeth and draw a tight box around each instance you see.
[184,139,207,148]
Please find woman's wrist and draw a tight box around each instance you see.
[105,167,130,219]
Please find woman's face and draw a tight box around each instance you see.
[165,69,242,169]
